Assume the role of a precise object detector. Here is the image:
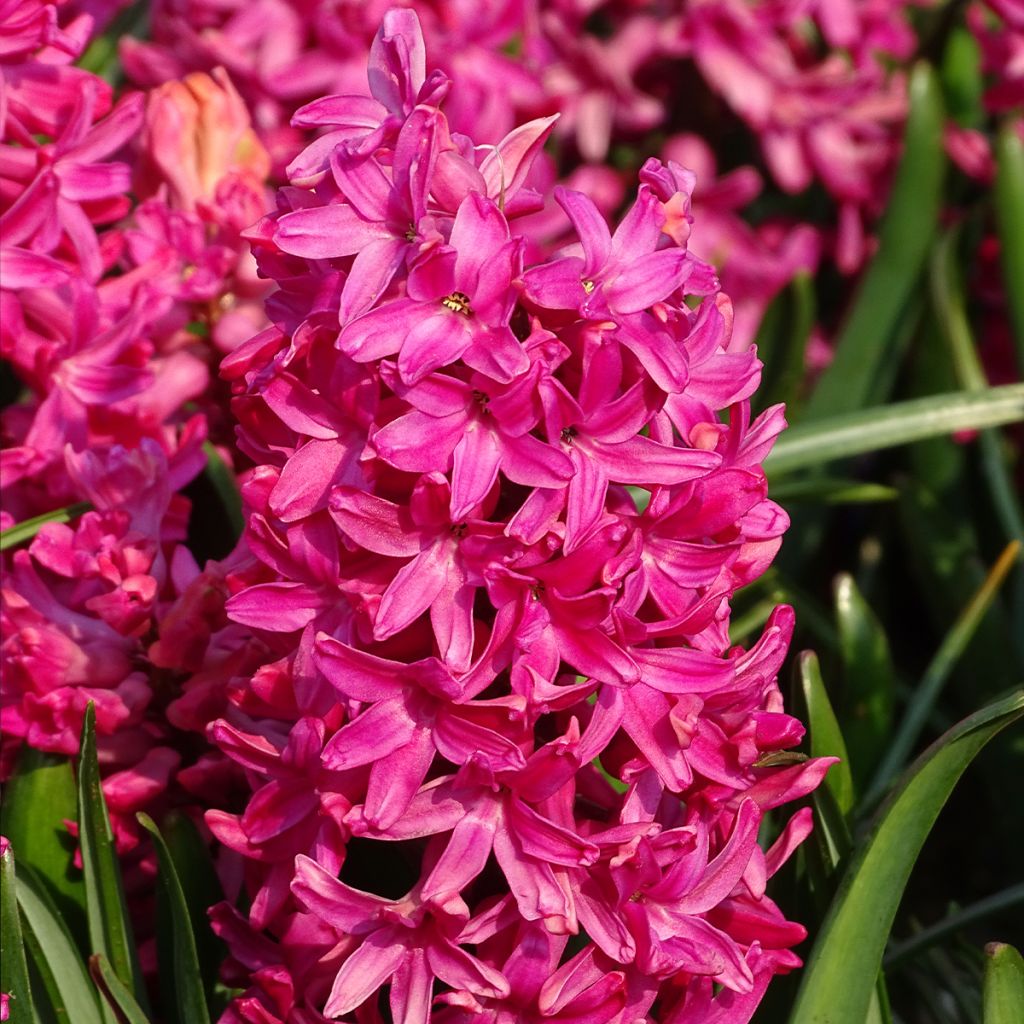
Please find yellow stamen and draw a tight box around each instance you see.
[442,291,472,315]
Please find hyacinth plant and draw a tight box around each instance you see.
[188,11,840,1019]
[2,3,1024,1024]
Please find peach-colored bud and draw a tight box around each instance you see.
[138,68,269,209]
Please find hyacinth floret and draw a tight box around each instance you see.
[199,9,837,1023]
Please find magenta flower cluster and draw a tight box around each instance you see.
[8,0,1020,1020]
[0,1,269,850]
[193,11,836,1022]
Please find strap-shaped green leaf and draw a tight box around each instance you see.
[798,651,855,815]
[788,690,1024,1024]
[1,840,35,1024]
[833,576,896,795]
[983,943,1024,1024]
[0,502,91,552]
[995,122,1024,372]
[89,955,152,1024]
[160,812,227,1003]
[0,747,86,950]
[766,384,1024,475]
[16,864,103,1024]
[77,704,148,1014]
[138,815,212,1024]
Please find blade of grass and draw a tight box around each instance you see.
[77,704,148,1013]
[137,815,211,1024]
[1,840,35,1024]
[766,384,1024,475]
[984,943,1024,1024]
[0,502,92,552]
[798,651,855,814]
[833,574,897,796]
[995,122,1024,372]
[886,883,1024,969]
[17,864,104,1024]
[0,747,86,950]
[805,63,945,420]
[89,955,152,1024]
[864,541,1021,807]
[787,689,1024,1024]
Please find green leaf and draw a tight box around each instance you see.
[0,503,91,553]
[941,26,984,129]
[77,705,147,1013]
[0,748,86,950]
[766,384,1024,475]
[137,815,211,1024]
[930,228,1024,546]
[864,541,1021,807]
[834,575,896,794]
[16,864,104,1024]
[88,956,152,1024]
[983,943,1024,1024]
[898,480,1017,694]
[805,63,945,421]
[798,651,855,814]
[787,689,1024,1024]
[886,883,1024,968]
[995,121,1024,373]
[1,840,35,1024]
[761,272,816,415]
[202,442,244,540]
[159,813,226,1003]
[769,478,899,505]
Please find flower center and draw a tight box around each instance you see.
[442,291,472,315]
[581,278,596,294]
[560,426,578,445]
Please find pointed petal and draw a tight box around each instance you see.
[554,187,612,274]
[329,487,422,556]
[275,203,392,258]
[363,724,435,829]
[325,928,407,1016]
[450,425,502,521]
[604,249,689,314]
[427,938,510,1000]
[292,854,393,932]
[321,697,417,770]
[421,805,499,904]
[375,539,453,640]
[314,633,409,701]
